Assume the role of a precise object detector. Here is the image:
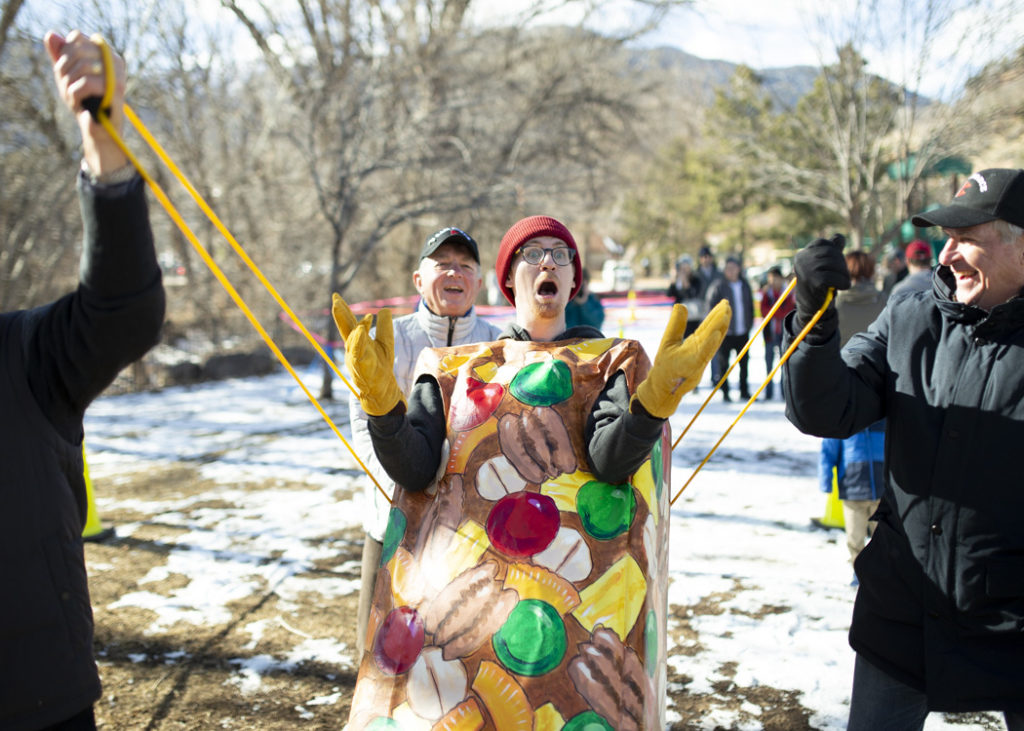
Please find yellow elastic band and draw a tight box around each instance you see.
[86,36,388,503]
[670,284,832,505]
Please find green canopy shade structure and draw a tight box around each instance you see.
[887,154,972,181]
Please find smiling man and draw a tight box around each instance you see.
[334,215,729,729]
[782,169,1024,730]
[348,226,501,659]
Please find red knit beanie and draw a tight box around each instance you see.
[496,215,583,305]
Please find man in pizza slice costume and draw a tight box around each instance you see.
[335,216,730,730]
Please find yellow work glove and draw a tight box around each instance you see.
[332,293,405,416]
[633,299,731,419]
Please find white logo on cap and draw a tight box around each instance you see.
[969,172,988,193]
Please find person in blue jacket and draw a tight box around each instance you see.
[819,419,884,585]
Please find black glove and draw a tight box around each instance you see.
[793,234,850,336]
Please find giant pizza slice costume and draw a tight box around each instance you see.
[347,336,670,731]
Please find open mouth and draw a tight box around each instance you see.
[537,281,559,298]
[443,284,465,294]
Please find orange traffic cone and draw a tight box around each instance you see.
[82,444,114,542]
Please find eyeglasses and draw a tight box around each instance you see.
[517,245,576,266]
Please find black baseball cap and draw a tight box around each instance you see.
[420,227,480,263]
[911,168,1024,230]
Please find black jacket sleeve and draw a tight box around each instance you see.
[367,375,447,491]
[781,309,888,439]
[23,173,165,443]
[585,371,665,483]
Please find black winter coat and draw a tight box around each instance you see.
[783,267,1024,712]
[0,174,164,730]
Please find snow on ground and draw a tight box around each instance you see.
[83,301,1006,730]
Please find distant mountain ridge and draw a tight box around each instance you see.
[626,44,824,109]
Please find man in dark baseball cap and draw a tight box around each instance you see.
[783,167,1024,729]
[347,224,498,663]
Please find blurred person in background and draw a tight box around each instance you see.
[706,256,753,401]
[818,418,884,587]
[564,266,605,330]
[880,248,907,297]
[697,244,720,288]
[823,249,886,587]
[667,254,706,336]
[835,250,885,345]
[758,266,794,400]
[889,240,933,298]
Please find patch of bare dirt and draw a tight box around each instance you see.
[665,577,817,730]
[85,463,361,729]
